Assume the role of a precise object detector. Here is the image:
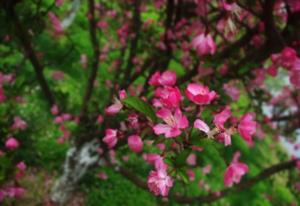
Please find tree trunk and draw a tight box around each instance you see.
[50,139,100,205]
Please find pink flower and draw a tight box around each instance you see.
[149,71,177,86]
[5,187,25,198]
[54,116,63,124]
[192,33,216,56]
[97,115,104,124]
[11,116,27,130]
[223,83,240,101]
[51,104,59,115]
[185,83,216,105]
[105,90,127,115]
[187,169,195,181]
[266,66,278,77]
[186,153,197,166]
[213,106,231,130]
[217,132,231,146]
[103,129,118,149]
[155,87,181,108]
[194,119,210,133]
[5,137,20,150]
[290,68,300,89]
[0,87,6,103]
[147,164,173,196]
[105,100,123,115]
[55,0,63,6]
[144,154,163,165]
[97,172,108,180]
[153,108,188,138]
[224,152,248,187]
[48,12,63,35]
[52,71,65,80]
[238,113,256,146]
[16,161,26,171]
[202,165,212,175]
[80,54,88,69]
[287,0,300,12]
[128,135,143,153]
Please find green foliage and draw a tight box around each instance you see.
[123,96,157,122]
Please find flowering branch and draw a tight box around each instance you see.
[117,159,298,204]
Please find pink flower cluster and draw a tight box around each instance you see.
[0,187,25,202]
[224,152,249,187]
[147,158,173,196]
[271,47,300,89]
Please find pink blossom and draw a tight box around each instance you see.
[103,129,118,149]
[127,114,139,129]
[105,100,123,115]
[52,71,65,80]
[5,187,25,198]
[61,113,72,121]
[48,12,63,35]
[187,169,195,181]
[128,135,143,153]
[289,68,300,89]
[195,0,208,16]
[185,83,217,105]
[5,137,20,150]
[186,153,197,166]
[11,116,27,130]
[224,153,249,187]
[156,143,165,151]
[153,108,188,138]
[55,0,63,6]
[147,167,173,196]
[266,66,278,77]
[281,47,298,68]
[149,71,161,86]
[149,71,177,86]
[159,71,177,86]
[192,33,217,56]
[223,83,240,101]
[16,161,26,171]
[213,106,231,130]
[97,115,104,124]
[287,0,300,12]
[105,90,126,115]
[238,113,256,146]
[80,54,88,69]
[144,154,163,165]
[54,116,64,124]
[0,87,6,103]
[97,172,108,180]
[51,104,59,115]
[202,165,212,175]
[217,132,231,146]
[155,87,181,108]
[194,119,210,133]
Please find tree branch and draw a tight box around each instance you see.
[117,159,298,204]
[80,0,101,116]
[5,4,56,107]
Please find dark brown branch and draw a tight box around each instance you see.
[5,4,56,107]
[118,159,298,204]
[121,0,142,89]
[80,0,101,116]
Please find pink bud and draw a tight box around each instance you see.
[128,135,143,153]
[5,137,20,150]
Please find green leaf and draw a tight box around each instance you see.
[177,168,189,184]
[123,96,157,122]
[175,149,191,167]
